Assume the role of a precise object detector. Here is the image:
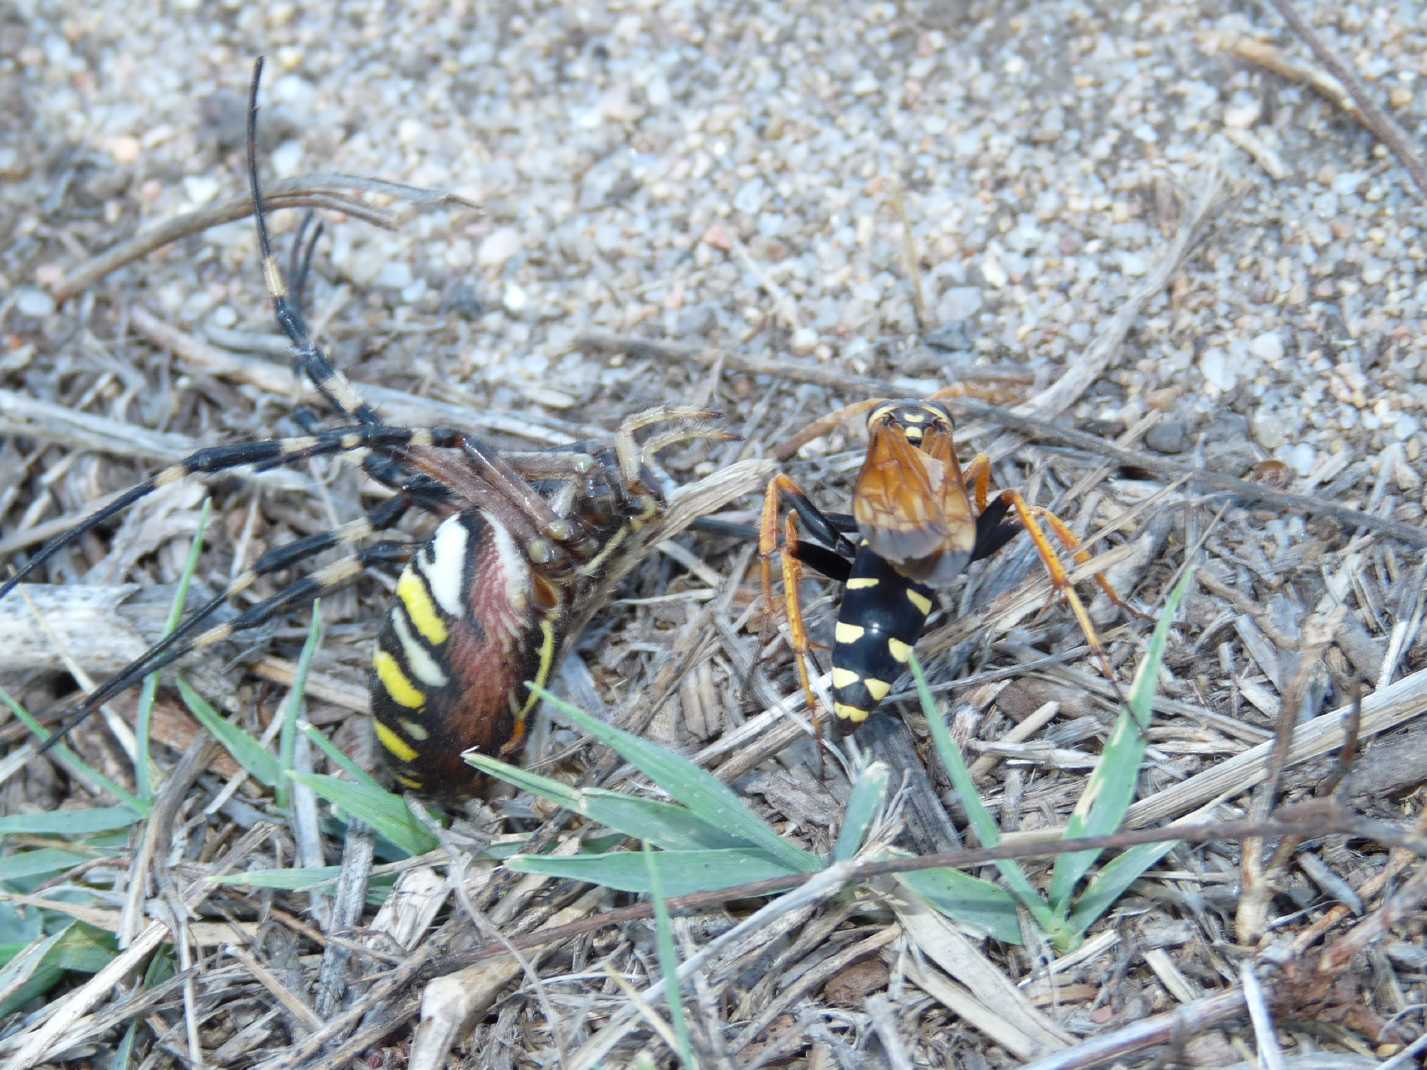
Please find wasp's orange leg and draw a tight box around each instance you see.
[1028,503,1149,620]
[778,511,824,734]
[962,451,993,512]
[992,489,1131,707]
[759,473,811,642]
[759,473,856,760]
[773,398,886,461]
[967,451,1137,615]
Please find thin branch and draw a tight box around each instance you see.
[948,397,1427,548]
[53,174,478,301]
[438,802,1426,972]
[1261,0,1427,200]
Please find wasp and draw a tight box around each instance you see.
[760,394,1137,735]
[0,59,762,799]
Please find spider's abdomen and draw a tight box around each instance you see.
[830,543,937,734]
[370,510,565,796]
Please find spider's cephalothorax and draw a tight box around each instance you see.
[0,58,758,799]
[761,395,1136,736]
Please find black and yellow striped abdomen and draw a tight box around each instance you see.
[829,543,937,733]
[370,510,565,796]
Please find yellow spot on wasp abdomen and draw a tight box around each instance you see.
[375,720,419,763]
[906,589,933,615]
[831,667,860,690]
[834,702,870,723]
[834,622,866,644]
[375,650,425,709]
[864,678,891,701]
[397,570,448,645]
[846,577,879,590]
[887,638,913,663]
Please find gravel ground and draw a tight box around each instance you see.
[3,1,1427,1065]
[5,1,1425,482]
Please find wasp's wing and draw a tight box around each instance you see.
[852,423,976,585]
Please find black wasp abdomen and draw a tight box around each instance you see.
[829,544,938,733]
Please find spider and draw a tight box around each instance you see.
[760,393,1142,736]
[1,58,763,799]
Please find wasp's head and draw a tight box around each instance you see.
[864,399,955,449]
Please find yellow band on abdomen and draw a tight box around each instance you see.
[375,650,425,710]
[397,569,449,646]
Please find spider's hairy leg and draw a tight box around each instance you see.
[247,56,378,429]
[287,210,324,315]
[0,424,467,601]
[610,406,731,488]
[773,397,885,462]
[37,537,413,754]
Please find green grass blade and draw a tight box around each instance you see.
[178,678,280,788]
[1065,839,1178,939]
[0,922,118,1017]
[911,652,1056,933]
[277,601,324,811]
[109,1019,139,1070]
[289,772,438,857]
[136,499,210,800]
[833,761,890,861]
[0,687,145,814]
[463,753,584,808]
[0,926,65,1017]
[584,791,752,852]
[468,753,749,852]
[0,848,89,882]
[300,722,383,791]
[507,846,805,897]
[530,685,819,873]
[213,865,399,905]
[212,865,342,891]
[0,807,143,837]
[1050,567,1194,915]
[893,865,1023,944]
[644,842,695,1067]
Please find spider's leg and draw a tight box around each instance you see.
[609,405,729,490]
[36,537,415,753]
[1,424,466,600]
[772,398,885,462]
[292,405,458,515]
[247,57,379,429]
[288,211,324,318]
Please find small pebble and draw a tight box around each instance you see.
[1200,347,1238,391]
[15,287,55,318]
[981,254,1008,289]
[1251,408,1287,449]
[789,327,818,355]
[502,281,528,314]
[1223,91,1262,129]
[1145,419,1189,454]
[477,227,522,269]
[937,286,982,322]
[1284,442,1318,477]
[1248,331,1284,363]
